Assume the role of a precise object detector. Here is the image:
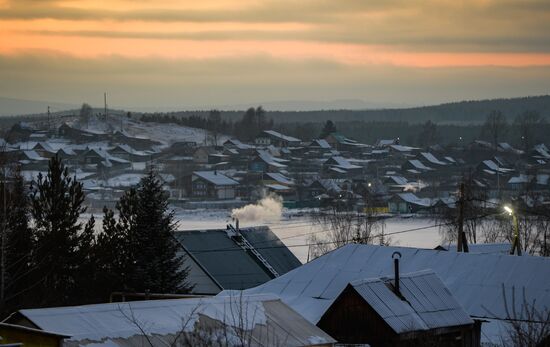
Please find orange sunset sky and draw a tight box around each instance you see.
[1,0,550,110]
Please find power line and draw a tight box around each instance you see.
[185,212,498,255]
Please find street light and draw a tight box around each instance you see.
[504,205,522,256]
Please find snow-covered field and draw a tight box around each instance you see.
[70,114,229,147]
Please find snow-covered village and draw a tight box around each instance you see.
[0,103,548,347]
[1,0,550,346]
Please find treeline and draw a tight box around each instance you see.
[144,95,550,124]
[0,156,190,317]
[141,107,550,147]
[141,106,273,143]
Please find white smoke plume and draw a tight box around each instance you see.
[231,194,283,222]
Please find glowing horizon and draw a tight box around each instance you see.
[1,0,549,109]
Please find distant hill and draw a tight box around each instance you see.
[0,97,78,117]
[163,95,550,124]
[3,95,550,124]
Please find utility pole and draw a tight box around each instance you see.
[47,105,51,131]
[457,182,469,252]
[510,210,522,256]
[1,167,7,307]
[104,92,108,121]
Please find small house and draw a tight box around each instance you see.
[317,270,480,346]
[388,192,432,213]
[190,171,239,199]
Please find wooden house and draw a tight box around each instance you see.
[318,270,481,347]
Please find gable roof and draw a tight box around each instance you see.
[13,294,335,347]
[193,171,238,186]
[240,244,550,338]
[174,226,301,290]
[407,160,432,171]
[264,172,294,185]
[420,152,447,166]
[347,270,473,334]
[395,193,432,207]
[262,130,301,143]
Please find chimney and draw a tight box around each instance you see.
[392,251,402,297]
[236,218,240,232]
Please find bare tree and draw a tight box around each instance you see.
[514,111,546,151]
[501,286,550,346]
[307,202,387,259]
[481,110,508,149]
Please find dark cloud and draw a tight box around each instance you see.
[1,51,549,109]
[2,0,550,53]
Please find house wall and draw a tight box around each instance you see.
[216,186,235,200]
[0,326,65,347]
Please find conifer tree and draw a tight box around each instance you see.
[4,169,34,311]
[30,156,92,306]
[320,120,337,138]
[99,170,192,294]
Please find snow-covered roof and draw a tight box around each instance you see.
[533,144,550,159]
[507,174,531,185]
[326,156,361,170]
[193,171,239,186]
[537,174,549,185]
[22,150,47,161]
[407,160,432,171]
[224,138,255,150]
[439,243,512,255]
[482,160,513,173]
[256,150,288,168]
[444,156,456,163]
[420,152,447,166]
[390,144,418,152]
[265,184,291,191]
[348,270,473,334]
[387,176,408,185]
[264,172,294,185]
[376,139,397,147]
[262,130,301,143]
[15,294,335,347]
[395,193,432,207]
[240,244,550,345]
[312,139,331,149]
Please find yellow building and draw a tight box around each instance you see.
[0,322,68,347]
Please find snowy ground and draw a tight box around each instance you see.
[70,114,229,147]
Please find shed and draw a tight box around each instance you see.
[318,270,480,346]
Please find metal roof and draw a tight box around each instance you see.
[241,244,550,344]
[193,171,239,186]
[347,270,473,334]
[14,294,335,347]
[240,226,302,277]
[175,229,272,289]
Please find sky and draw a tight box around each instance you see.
[1,0,550,111]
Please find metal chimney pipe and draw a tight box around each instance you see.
[392,251,402,297]
[236,218,240,232]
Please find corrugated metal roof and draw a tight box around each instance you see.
[193,171,238,186]
[241,244,550,344]
[15,294,336,347]
[348,270,472,334]
[175,229,272,290]
[351,278,427,333]
[240,226,302,277]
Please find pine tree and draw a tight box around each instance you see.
[3,169,35,311]
[30,156,91,306]
[99,170,192,294]
[133,170,191,293]
[320,120,337,138]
